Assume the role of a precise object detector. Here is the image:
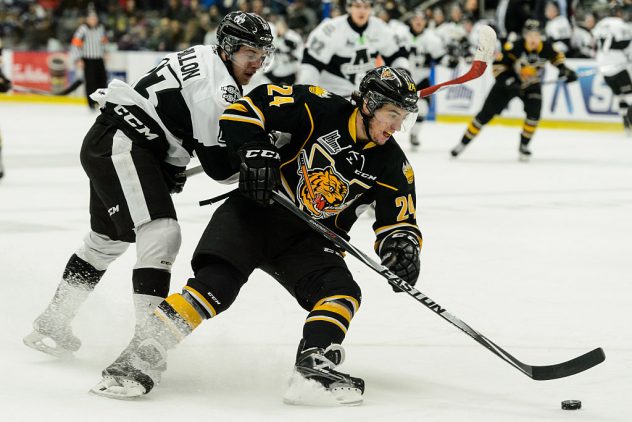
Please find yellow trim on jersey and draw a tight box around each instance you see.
[348,108,358,142]
[363,142,377,150]
[219,115,265,129]
[241,96,266,125]
[313,303,353,323]
[305,316,348,334]
[225,103,248,113]
[376,181,398,191]
[314,295,360,314]
[375,222,421,237]
[165,293,203,329]
[183,286,217,318]
[280,103,315,170]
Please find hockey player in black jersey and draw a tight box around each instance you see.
[23,12,274,357]
[91,66,422,405]
[451,19,577,160]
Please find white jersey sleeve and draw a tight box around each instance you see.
[593,17,632,76]
[90,45,241,172]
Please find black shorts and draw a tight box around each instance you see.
[192,194,354,306]
[80,117,176,242]
[604,70,632,96]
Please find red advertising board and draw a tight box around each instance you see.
[12,51,69,91]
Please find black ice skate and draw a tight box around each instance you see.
[23,311,81,357]
[90,338,167,399]
[519,144,532,161]
[283,344,365,406]
[450,142,467,158]
[410,133,421,147]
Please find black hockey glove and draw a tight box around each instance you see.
[238,142,281,206]
[558,65,578,83]
[161,162,187,194]
[379,232,421,292]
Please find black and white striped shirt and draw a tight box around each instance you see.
[71,24,107,60]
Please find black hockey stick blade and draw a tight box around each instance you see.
[58,78,84,95]
[11,79,84,96]
[271,190,606,380]
[530,347,605,381]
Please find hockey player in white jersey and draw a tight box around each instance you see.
[592,0,632,134]
[401,9,448,146]
[298,0,410,98]
[571,12,596,58]
[544,0,573,54]
[265,18,304,85]
[23,11,274,357]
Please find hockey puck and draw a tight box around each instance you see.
[561,400,582,410]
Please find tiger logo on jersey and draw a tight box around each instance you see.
[298,167,349,218]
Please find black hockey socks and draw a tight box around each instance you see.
[63,253,106,290]
[462,118,483,145]
[302,295,360,349]
[132,268,170,298]
[520,118,538,147]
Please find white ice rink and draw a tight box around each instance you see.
[0,102,630,422]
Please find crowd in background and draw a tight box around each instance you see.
[1,0,631,59]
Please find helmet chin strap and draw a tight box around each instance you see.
[359,104,377,144]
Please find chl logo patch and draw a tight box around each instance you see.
[221,85,240,104]
[317,130,349,154]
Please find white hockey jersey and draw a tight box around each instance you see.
[298,15,409,98]
[571,25,595,58]
[545,15,573,54]
[592,17,632,76]
[402,26,446,83]
[90,45,240,178]
[268,23,304,80]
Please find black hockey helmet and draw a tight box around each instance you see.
[358,66,419,115]
[522,19,542,36]
[217,11,274,56]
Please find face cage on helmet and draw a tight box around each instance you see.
[222,35,276,72]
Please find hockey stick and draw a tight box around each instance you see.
[419,25,497,98]
[541,69,597,85]
[271,190,605,380]
[10,79,84,96]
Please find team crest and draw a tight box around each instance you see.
[380,68,396,81]
[402,161,414,184]
[297,164,349,218]
[309,86,331,98]
[221,85,240,103]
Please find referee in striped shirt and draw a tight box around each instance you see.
[71,10,108,109]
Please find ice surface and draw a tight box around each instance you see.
[1,103,630,421]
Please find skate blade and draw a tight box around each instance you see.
[90,376,146,400]
[282,372,363,407]
[23,331,74,358]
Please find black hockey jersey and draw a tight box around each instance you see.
[219,84,422,250]
[493,39,565,88]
